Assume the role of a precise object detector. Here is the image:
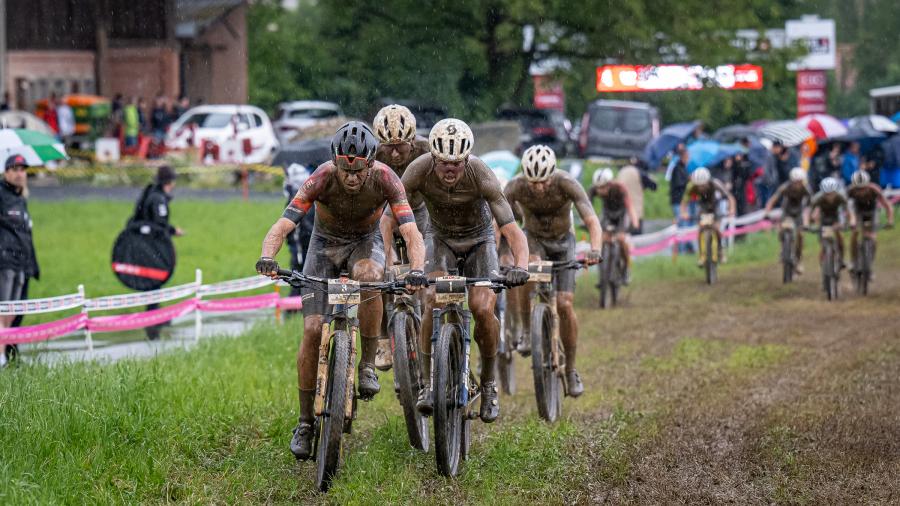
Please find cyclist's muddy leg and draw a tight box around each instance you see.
[796,227,804,262]
[469,286,499,384]
[617,232,631,270]
[850,229,859,268]
[352,259,384,367]
[298,315,324,419]
[557,291,577,373]
[835,230,845,265]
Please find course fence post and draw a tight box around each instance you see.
[79,284,93,352]
[194,269,203,341]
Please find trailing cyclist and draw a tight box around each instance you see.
[503,145,603,397]
[679,168,736,267]
[763,167,812,274]
[847,170,894,280]
[373,104,431,370]
[809,177,848,269]
[387,118,531,423]
[588,168,639,280]
[255,121,427,460]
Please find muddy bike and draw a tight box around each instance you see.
[494,268,516,395]
[428,269,509,477]
[777,215,801,284]
[813,226,843,301]
[277,269,410,492]
[851,221,889,296]
[528,259,586,422]
[598,225,625,308]
[697,213,721,285]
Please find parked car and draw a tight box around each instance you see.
[579,100,659,159]
[272,100,343,143]
[372,99,447,137]
[165,105,279,164]
[496,107,570,156]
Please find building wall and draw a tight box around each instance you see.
[184,4,248,104]
[102,46,180,101]
[6,50,96,110]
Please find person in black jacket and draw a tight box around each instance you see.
[132,165,182,339]
[0,155,39,367]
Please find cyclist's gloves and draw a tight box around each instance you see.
[505,266,530,287]
[256,257,279,276]
[587,249,603,264]
[405,270,428,288]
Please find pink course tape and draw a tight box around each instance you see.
[88,299,198,334]
[0,313,88,345]
[276,296,304,311]
[199,293,279,313]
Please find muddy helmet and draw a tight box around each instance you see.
[789,167,806,183]
[331,121,378,162]
[851,170,870,186]
[522,145,557,182]
[820,177,839,193]
[592,168,614,185]
[373,105,416,144]
[429,118,474,162]
[691,167,711,185]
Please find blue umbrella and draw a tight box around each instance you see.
[642,120,702,169]
[891,111,900,124]
[687,140,743,172]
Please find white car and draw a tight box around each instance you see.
[166,105,279,164]
[272,100,343,143]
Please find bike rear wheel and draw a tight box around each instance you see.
[315,331,350,492]
[391,310,429,452]
[433,322,465,477]
[705,232,717,285]
[530,303,561,422]
[495,291,516,395]
[782,230,794,284]
[599,242,613,308]
[858,238,873,296]
[823,242,838,301]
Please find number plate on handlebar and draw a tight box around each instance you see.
[435,276,467,303]
[699,213,716,227]
[821,226,835,239]
[781,216,795,230]
[528,261,553,283]
[328,279,361,304]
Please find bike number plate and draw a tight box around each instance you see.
[435,276,467,303]
[328,279,361,304]
[821,227,835,239]
[700,213,716,227]
[781,216,795,230]
[528,261,553,283]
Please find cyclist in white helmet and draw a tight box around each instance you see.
[680,167,736,266]
[589,167,639,277]
[809,176,849,269]
[384,118,530,423]
[501,145,603,396]
[763,167,813,274]
[846,170,894,279]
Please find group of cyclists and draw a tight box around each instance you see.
[254,104,896,472]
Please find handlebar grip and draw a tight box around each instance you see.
[276,268,295,278]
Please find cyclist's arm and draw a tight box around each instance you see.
[565,177,603,250]
[809,192,823,226]
[620,184,640,228]
[713,179,737,216]
[504,181,524,223]
[847,197,858,227]
[397,222,425,272]
[499,222,529,269]
[261,218,296,259]
[679,183,694,218]
[399,156,427,209]
[763,183,786,215]
[874,186,895,224]
[380,210,397,267]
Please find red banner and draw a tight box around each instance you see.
[796,70,827,116]
[596,64,763,92]
[533,75,565,110]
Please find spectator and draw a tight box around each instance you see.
[617,158,645,234]
[130,166,183,339]
[841,141,860,184]
[0,92,9,111]
[864,146,884,187]
[811,143,842,191]
[43,93,59,134]
[109,93,124,137]
[57,100,76,145]
[667,146,692,253]
[150,95,170,140]
[173,96,190,120]
[123,97,140,147]
[0,155,39,368]
[732,152,754,216]
[775,143,799,184]
[137,98,148,134]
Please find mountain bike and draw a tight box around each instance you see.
[428,269,509,477]
[598,224,624,308]
[528,259,585,422]
[852,220,888,296]
[698,213,720,285]
[277,269,409,492]
[814,226,842,301]
[778,215,800,284]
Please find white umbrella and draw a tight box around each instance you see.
[796,114,848,140]
[0,128,67,165]
[849,115,899,133]
[758,121,814,147]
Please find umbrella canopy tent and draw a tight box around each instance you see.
[712,124,756,143]
[758,121,814,147]
[848,115,899,134]
[0,128,67,165]
[796,114,848,140]
[642,120,702,169]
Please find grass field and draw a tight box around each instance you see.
[3,197,899,503]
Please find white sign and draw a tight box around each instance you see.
[786,16,836,71]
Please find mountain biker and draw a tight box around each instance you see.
[503,145,603,397]
[809,177,848,269]
[588,168,639,280]
[255,121,427,460]
[847,170,895,279]
[373,104,431,370]
[389,118,530,423]
[679,167,737,267]
[763,167,812,274]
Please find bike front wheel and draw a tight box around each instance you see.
[531,302,562,422]
[391,310,429,452]
[433,322,466,477]
[316,330,351,492]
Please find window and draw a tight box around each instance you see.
[589,107,618,132]
[288,108,339,120]
[621,110,651,134]
[180,113,233,129]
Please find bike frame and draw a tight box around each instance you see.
[431,289,477,411]
[314,282,359,422]
[698,213,720,263]
[529,261,565,394]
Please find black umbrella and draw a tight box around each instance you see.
[271,138,333,169]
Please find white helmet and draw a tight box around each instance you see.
[691,167,711,185]
[429,118,474,162]
[521,145,557,182]
[820,177,840,193]
[851,170,870,186]
[789,167,807,183]
[373,105,416,144]
[592,168,614,185]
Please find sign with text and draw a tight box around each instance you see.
[786,16,836,70]
[596,64,763,93]
[533,75,565,110]
[796,70,828,116]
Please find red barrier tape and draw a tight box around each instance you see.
[0,314,88,345]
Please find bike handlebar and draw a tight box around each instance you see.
[274,269,510,293]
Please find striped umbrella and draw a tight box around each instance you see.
[796,114,848,139]
[758,121,814,147]
[849,115,899,134]
[0,128,67,165]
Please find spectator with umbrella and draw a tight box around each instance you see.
[666,145,693,252]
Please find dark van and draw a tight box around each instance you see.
[579,100,659,159]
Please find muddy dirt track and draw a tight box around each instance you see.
[544,236,900,504]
